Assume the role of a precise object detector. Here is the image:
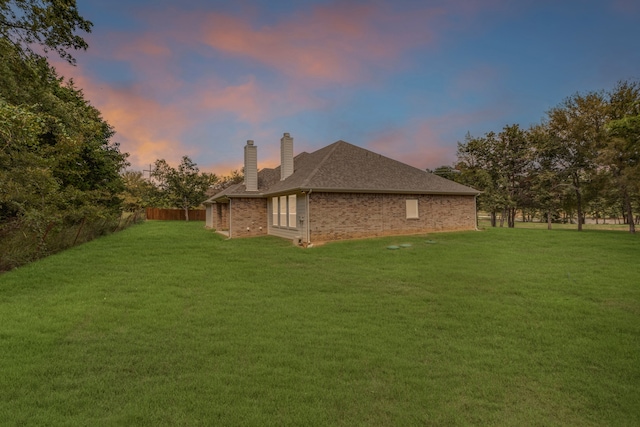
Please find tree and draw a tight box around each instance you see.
[121,170,157,213]
[1,83,128,223]
[457,132,502,226]
[456,125,533,228]
[546,90,608,230]
[427,165,461,182]
[0,0,92,64]
[493,124,533,227]
[151,156,218,221]
[529,124,571,229]
[600,80,640,233]
[206,169,244,199]
[0,101,57,223]
[218,169,244,189]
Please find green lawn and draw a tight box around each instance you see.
[1,222,638,426]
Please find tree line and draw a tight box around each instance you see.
[449,80,640,233]
[1,0,134,270]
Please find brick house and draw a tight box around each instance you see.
[204,133,479,245]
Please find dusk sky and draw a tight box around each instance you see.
[55,0,640,175]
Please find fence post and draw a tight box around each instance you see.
[73,217,86,245]
[37,221,56,254]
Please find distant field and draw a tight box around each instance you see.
[478,217,632,231]
[1,222,638,425]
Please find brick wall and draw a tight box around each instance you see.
[214,203,230,230]
[309,192,476,243]
[423,194,477,231]
[230,198,268,238]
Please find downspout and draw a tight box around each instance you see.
[474,194,479,231]
[228,199,232,239]
[306,189,312,245]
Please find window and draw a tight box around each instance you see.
[272,197,278,225]
[406,199,419,219]
[272,195,298,228]
[288,195,297,227]
[280,196,287,226]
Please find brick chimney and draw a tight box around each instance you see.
[244,140,258,192]
[280,132,294,180]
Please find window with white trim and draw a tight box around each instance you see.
[288,195,297,227]
[272,197,278,225]
[279,196,287,227]
[406,199,419,219]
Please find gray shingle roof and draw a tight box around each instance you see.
[208,140,478,202]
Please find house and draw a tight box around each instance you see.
[204,133,479,245]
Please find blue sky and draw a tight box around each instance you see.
[55,0,640,174]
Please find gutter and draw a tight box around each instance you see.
[265,188,480,196]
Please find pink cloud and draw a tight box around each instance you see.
[197,2,440,83]
[365,105,511,171]
[56,56,309,171]
[194,75,327,125]
[53,59,197,169]
[96,88,196,166]
[367,122,453,170]
[118,36,173,59]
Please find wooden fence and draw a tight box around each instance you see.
[145,208,206,221]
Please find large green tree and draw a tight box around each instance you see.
[456,132,502,226]
[456,125,533,228]
[546,90,608,230]
[599,84,640,232]
[121,170,157,213]
[151,156,218,221]
[494,124,532,227]
[1,41,128,224]
[529,123,572,229]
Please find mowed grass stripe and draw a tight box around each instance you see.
[1,221,638,425]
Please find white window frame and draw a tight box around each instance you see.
[406,199,419,219]
[272,197,278,225]
[279,196,287,227]
[288,195,297,228]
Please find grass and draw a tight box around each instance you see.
[1,221,639,426]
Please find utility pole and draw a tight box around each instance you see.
[143,164,154,179]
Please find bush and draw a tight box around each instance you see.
[0,210,144,272]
